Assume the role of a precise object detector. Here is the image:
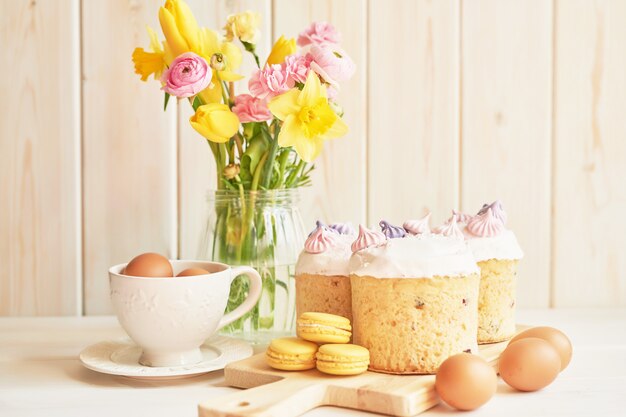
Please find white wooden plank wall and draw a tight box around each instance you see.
[82,0,178,314]
[460,0,553,307]
[1,0,625,315]
[0,0,81,315]
[552,0,626,307]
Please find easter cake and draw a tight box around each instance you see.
[349,220,480,374]
[295,222,355,321]
[456,201,524,344]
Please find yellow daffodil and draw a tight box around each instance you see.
[132,26,167,81]
[158,0,200,58]
[266,35,296,65]
[223,11,261,44]
[268,72,348,162]
[196,28,244,103]
[190,103,240,143]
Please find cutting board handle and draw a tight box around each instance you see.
[198,377,328,417]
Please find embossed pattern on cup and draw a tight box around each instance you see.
[109,260,261,367]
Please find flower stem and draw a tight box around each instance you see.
[233,133,244,158]
[218,143,228,167]
[261,120,281,188]
[251,152,269,190]
[285,159,305,188]
[215,72,229,104]
[229,82,235,106]
[276,149,290,188]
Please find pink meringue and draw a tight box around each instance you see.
[403,213,431,235]
[351,225,387,252]
[304,225,341,254]
[477,200,507,225]
[433,215,464,239]
[451,210,474,224]
[467,207,505,238]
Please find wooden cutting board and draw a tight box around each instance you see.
[199,327,525,417]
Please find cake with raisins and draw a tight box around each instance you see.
[349,221,480,374]
[455,200,523,344]
[295,222,355,321]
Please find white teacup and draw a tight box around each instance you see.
[109,260,261,367]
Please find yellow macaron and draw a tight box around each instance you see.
[265,337,318,371]
[316,344,370,376]
[297,312,352,344]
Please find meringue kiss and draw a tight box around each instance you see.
[351,225,387,252]
[304,225,340,253]
[467,208,504,238]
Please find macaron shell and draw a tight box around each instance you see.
[317,360,369,375]
[265,337,319,371]
[316,344,370,375]
[267,337,319,355]
[265,353,316,371]
[298,312,352,331]
[297,325,351,344]
[316,344,370,362]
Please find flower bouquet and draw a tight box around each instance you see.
[132,0,355,341]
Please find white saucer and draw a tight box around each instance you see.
[79,335,252,380]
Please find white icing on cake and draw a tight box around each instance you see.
[349,234,479,278]
[295,234,355,276]
[463,229,524,262]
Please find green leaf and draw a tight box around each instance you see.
[163,92,171,111]
[192,96,202,111]
[276,279,288,294]
[241,40,256,53]
[242,130,269,175]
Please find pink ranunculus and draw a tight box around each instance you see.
[161,52,212,98]
[283,54,313,84]
[248,64,294,100]
[232,94,272,123]
[308,44,356,87]
[297,21,341,47]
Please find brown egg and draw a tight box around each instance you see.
[499,337,561,392]
[123,253,173,277]
[176,268,210,277]
[435,353,498,411]
[510,327,572,371]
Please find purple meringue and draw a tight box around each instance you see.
[329,222,355,235]
[379,220,406,239]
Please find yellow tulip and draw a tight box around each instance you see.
[223,11,261,44]
[266,35,296,65]
[268,72,348,162]
[158,0,200,60]
[132,26,166,81]
[190,103,240,143]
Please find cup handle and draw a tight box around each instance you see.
[217,266,262,330]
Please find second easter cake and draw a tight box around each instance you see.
[349,221,480,374]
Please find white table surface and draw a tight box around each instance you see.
[1,309,625,417]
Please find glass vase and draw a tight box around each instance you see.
[198,189,306,344]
